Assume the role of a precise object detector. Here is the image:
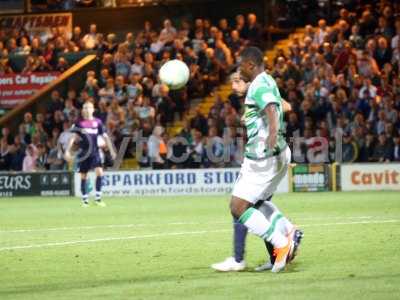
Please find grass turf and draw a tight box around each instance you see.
[0,191,399,300]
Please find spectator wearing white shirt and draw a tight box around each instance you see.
[130,55,144,76]
[82,24,98,50]
[314,19,328,45]
[160,19,177,44]
[358,78,377,99]
[57,121,73,155]
[22,144,38,172]
[150,33,164,54]
[127,73,143,101]
[98,77,115,104]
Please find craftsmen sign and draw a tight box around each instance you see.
[0,13,72,41]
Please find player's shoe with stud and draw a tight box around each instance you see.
[81,202,89,208]
[271,239,294,273]
[288,229,303,262]
[95,201,106,207]
[211,257,246,272]
[254,261,273,272]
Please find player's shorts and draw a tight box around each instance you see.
[77,154,102,173]
[232,146,291,204]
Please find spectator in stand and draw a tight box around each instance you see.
[9,136,25,171]
[341,133,359,162]
[17,36,31,55]
[148,126,165,169]
[7,38,18,55]
[359,9,376,37]
[314,19,328,46]
[130,55,144,76]
[22,144,38,172]
[191,107,208,136]
[243,13,262,47]
[0,138,12,170]
[35,143,48,171]
[374,36,392,69]
[98,77,115,104]
[107,98,125,129]
[156,84,175,126]
[56,57,69,72]
[82,24,98,50]
[48,90,64,112]
[235,14,246,38]
[372,133,392,162]
[160,19,177,45]
[393,135,400,161]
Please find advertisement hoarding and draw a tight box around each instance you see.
[340,163,400,191]
[74,168,290,197]
[0,172,73,197]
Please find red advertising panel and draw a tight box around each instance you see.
[0,72,59,109]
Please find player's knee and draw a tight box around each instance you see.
[230,197,249,219]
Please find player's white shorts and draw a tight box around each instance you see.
[232,146,291,204]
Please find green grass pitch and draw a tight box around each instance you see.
[0,191,399,300]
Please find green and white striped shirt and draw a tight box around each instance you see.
[243,72,287,160]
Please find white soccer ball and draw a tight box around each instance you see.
[159,59,190,90]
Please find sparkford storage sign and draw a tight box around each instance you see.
[74,168,289,197]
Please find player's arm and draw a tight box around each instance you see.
[98,120,117,160]
[282,99,292,112]
[103,133,117,160]
[64,133,77,163]
[264,103,279,150]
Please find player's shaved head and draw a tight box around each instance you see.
[239,47,265,82]
[240,47,264,66]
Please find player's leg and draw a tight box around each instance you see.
[230,196,292,273]
[94,166,106,207]
[80,172,89,207]
[211,217,248,271]
[233,217,248,264]
[254,196,275,271]
[258,147,303,262]
[230,156,293,273]
[258,200,294,236]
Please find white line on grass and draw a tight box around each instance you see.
[302,219,400,227]
[0,229,231,251]
[0,221,228,233]
[0,219,399,252]
[0,216,380,234]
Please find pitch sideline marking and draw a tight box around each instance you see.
[0,216,379,234]
[0,219,399,252]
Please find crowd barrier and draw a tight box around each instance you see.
[0,163,398,197]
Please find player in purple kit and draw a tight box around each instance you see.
[65,101,116,207]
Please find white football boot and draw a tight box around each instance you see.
[211,257,246,272]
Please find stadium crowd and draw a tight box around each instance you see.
[0,1,400,172]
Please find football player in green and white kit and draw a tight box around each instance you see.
[212,72,302,272]
[229,47,302,273]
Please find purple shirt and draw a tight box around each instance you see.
[71,118,105,158]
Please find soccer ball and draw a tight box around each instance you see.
[159,59,190,90]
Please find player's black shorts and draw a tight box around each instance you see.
[77,155,102,173]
